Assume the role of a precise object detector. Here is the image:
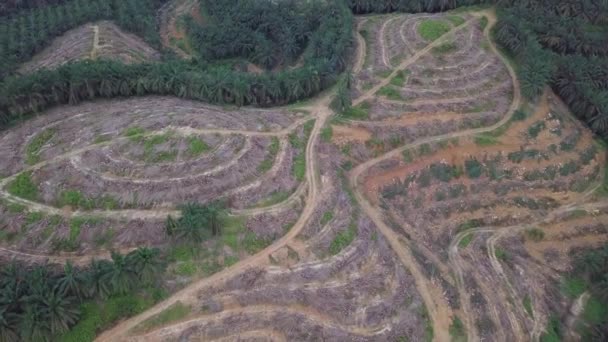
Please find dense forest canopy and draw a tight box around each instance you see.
[187,0,322,69]
[494,0,608,139]
[0,0,70,16]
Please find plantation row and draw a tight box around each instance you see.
[186,0,322,69]
[0,0,71,16]
[0,0,168,79]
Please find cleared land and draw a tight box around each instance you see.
[0,7,605,342]
[18,21,160,74]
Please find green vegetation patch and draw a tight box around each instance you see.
[474,134,500,146]
[26,128,55,164]
[479,16,488,31]
[123,126,146,139]
[289,121,313,182]
[524,228,545,242]
[258,137,280,172]
[561,276,587,298]
[418,19,452,41]
[57,190,119,210]
[187,136,210,156]
[329,222,356,255]
[459,233,473,248]
[523,295,534,318]
[340,102,370,120]
[321,125,333,142]
[7,172,38,200]
[390,70,410,87]
[132,301,191,334]
[449,316,467,342]
[540,315,562,342]
[320,211,334,226]
[377,85,404,101]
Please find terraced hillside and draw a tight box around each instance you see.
[0,4,606,342]
[18,21,161,74]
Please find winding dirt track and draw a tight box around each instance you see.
[347,10,526,341]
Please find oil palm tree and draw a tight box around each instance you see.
[126,247,164,285]
[0,307,19,342]
[103,252,137,295]
[55,261,88,300]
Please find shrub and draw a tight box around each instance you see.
[525,228,545,242]
[7,172,38,200]
[464,158,483,178]
[429,163,458,182]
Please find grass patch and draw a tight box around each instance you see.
[26,128,55,164]
[58,293,156,342]
[540,315,562,342]
[221,215,246,251]
[132,302,190,334]
[494,247,510,262]
[474,134,500,146]
[582,295,607,325]
[562,276,587,298]
[7,172,38,200]
[377,85,403,101]
[449,316,466,342]
[187,136,210,156]
[320,211,333,226]
[123,126,146,139]
[321,125,333,142]
[6,202,26,213]
[289,121,313,182]
[523,295,534,318]
[329,222,356,255]
[242,232,271,254]
[340,102,370,120]
[479,16,488,31]
[258,137,280,172]
[389,69,410,87]
[418,19,451,41]
[25,211,44,225]
[57,190,119,210]
[458,233,473,248]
